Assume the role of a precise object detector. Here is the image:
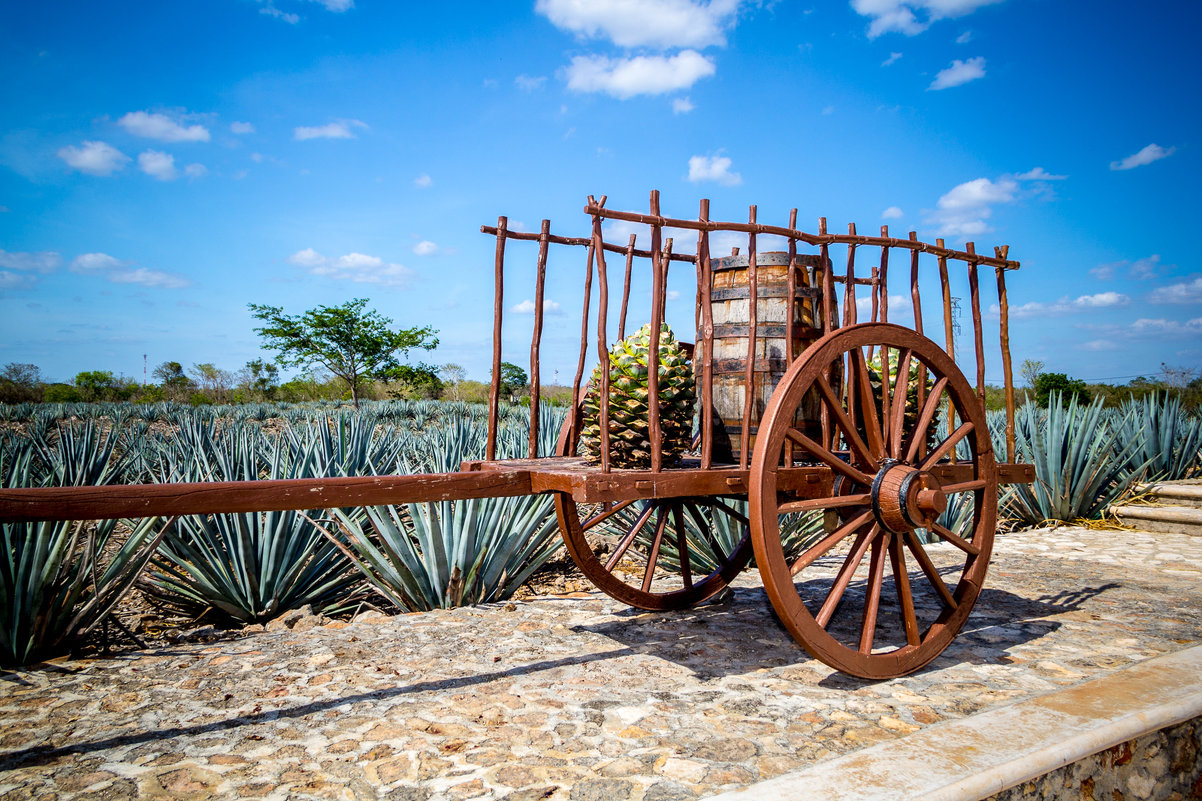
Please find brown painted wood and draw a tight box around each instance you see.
[529,219,550,458]
[698,199,715,470]
[568,242,595,454]
[741,205,759,469]
[749,322,999,679]
[488,215,507,461]
[618,234,637,340]
[582,203,1022,270]
[967,243,986,403]
[591,203,612,473]
[995,262,1017,463]
[648,190,664,474]
[0,471,535,524]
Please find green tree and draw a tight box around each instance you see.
[242,359,280,399]
[493,361,528,401]
[1034,372,1090,408]
[73,370,133,402]
[0,363,43,403]
[249,298,438,409]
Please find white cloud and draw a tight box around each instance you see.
[882,51,903,66]
[564,51,716,98]
[138,150,177,181]
[57,140,130,175]
[1110,143,1176,171]
[118,111,210,143]
[672,96,696,114]
[882,206,904,219]
[0,250,62,273]
[535,0,740,49]
[230,121,256,134]
[955,30,972,43]
[260,5,300,23]
[687,153,741,185]
[0,271,37,291]
[108,267,190,289]
[414,173,433,188]
[413,240,437,256]
[1129,317,1202,336]
[852,0,1004,38]
[184,163,207,178]
[515,74,547,91]
[71,252,123,273]
[1010,292,1130,318]
[293,120,367,141]
[926,176,1016,236]
[287,248,413,287]
[512,298,563,314]
[822,105,835,115]
[929,56,985,90]
[1090,254,1163,281]
[311,0,353,10]
[1015,166,1067,181]
[1149,276,1202,305]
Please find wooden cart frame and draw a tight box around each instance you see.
[0,191,1033,679]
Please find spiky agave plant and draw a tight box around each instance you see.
[320,416,561,611]
[139,423,361,623]
[580,323,696,469]
[0,431,165,666]
[1004,393,1152,524]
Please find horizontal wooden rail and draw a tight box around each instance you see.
[481,226,698,265]
[0,471,534,524]
[583,203,1021,270]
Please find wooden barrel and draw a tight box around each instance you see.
[706,252,832,464]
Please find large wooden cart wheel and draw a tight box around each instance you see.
[554,398,752,611]
[750,323,997,678]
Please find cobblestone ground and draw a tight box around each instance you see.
[2,526,1201,801]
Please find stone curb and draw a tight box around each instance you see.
[702,645,1202,801]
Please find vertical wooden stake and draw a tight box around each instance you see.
[648,190,664,473]
[909,232,927,460]
[528,219,550,458]
[698,199,715,469]
[569,241,595,455]
[878,226,890,324]
[995,249,1016,463]
[785,208,798,468]
[618,234,636,340]
[487,216,506,461]
[593,204,612,473]
[966,243,986,406]
[741,205,759,469]
[844,223,857,328]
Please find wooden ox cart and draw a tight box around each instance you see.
[0,191,1033,679]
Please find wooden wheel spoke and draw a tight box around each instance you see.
[785,428,873,486]
[942,479,986,494]
[790,509,874,575]
[852,348,885,458]
[888,534,921,647]
[582,498,637,531]
[816,524,877,628]
[640,506,672,592]
[859,532,892,654]
[920,420,975,469]
[778,493,870,515]
[672,504,692,589]
[814,375,875,467]
[887,348,913,458]
[903,531,958,610]
[604,501,656,572]
[903,376,948,464]
[928,522,981,556]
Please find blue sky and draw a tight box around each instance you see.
[2,0,1199,388]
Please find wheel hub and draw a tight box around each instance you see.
[870,461,947,533]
